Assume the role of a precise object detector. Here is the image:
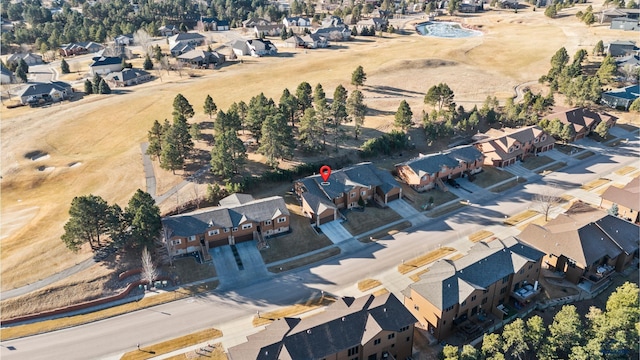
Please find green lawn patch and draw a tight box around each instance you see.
[400,182,458,211]
[521,155,553,170]
[120,328,223,360]
[342,206,402,236]
[260,213,333,264]
[473,167,514,188]
[267,247,341,273]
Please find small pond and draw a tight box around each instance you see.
[416,21,482,38]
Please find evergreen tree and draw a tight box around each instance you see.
[258,113,295,168]
[560,122,575,142]
[190,123,202,141]
[146,119,165,160]
[347,89,366,140]
[172,93,194,120]
[502,318,529,359]
[92,73,103,94]
[545,4,557,17]
[98,78,111,94]
[593,40,604,56]
[160,132,183,174]
[424,83,455,112]
[61,194,110,251]
[299,108,324,151]
[541,305,584,358]
[295,81,313,118]
[125,189,161,247]
[15,67,27,83]
[143,54,153,70]
[154,45,163,61]
[394,100,413,132]
[203,94,217,118]
[60,58,70,74]
[279,88,299,127]
[459,344,478,360]
[351,65,366,89]
[481,333,503,358]
[210,130,246,178]
[608,203,619,216]
[84,79,93,94]
[629,97,640,112]
[246,93,276,143]
[596,54,617,82]
[594,120,609,138]
[171,114,194,160]
[314,83,331,147]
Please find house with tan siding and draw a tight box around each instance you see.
[544,107,617,141]
[403,237,544,341]
[294,162,401,226]
[600,176,640,223]
[518,203,639,293]
[228,293,417,360]
[473,125,555,167]
[395,145,484,192]
[161,194,289,256]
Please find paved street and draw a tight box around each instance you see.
[1,129,638,360]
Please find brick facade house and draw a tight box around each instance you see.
[473,126,555,167]
[161,194,289,256]
[544,107,618,141]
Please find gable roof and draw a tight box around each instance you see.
[20,81,71,97]
[406,237,544,310]
[90,56,122,67]
[544,107,617,134]
[518,203,640,268]
[601,176,640,212]
[162,195,289,237]
[228,293,416,360]
[169,32,206,42]
[104,68,149,82]
[603,84,640,101]
[396,145,483,177]
[474,125,554,161]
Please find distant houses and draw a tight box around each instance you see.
[59,42,104,57]
[601,84,640,110]
[606,40,637,57]
[200,17,230,31]
[473,126,555,168]
[89,56,123,75]
[19,81,72,105]
[231,39,277,57]
[611,17,639,31]
[177,49,225,68]
[395,145,484,192]
[104,68,151,87]
[6,52,43,66]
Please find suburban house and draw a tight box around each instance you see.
[322,15,344,27]
[544,107,618,141]
[395,145,484,192]
[158,24,179,37]
[98,45,133,60]
[0,63,14,84]
[19,81,72,105]
[600,7,640,23]
[200,17,230,31]
[518,203,639,293]
[356,17,388,31]
[601,84,640,110]
[6,52,43,66]
[611,17,639,31]
[606,40,637,57]
[284,33,329,48]
[177,49,225,67]
[600,176,640,223]
[294,162,402,226]
[254,24,285,37]
[59,42,104,56]
[89,56,123,75]
[114,34,133,46]
[170,42,195,57]
[284,34,306,48]
[228,293,417,360]
[403,237,545,341]
[168,32,206,47]
[283,16,312,27]
[314,26,352,41]
[242,17,271,28]
[231,39,277,57]
[473,126,555,167]
[104,68,151,87]
[161,194,290,256]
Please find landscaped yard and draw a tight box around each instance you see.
[400,182,458,211]
[259,213,333,264]
[521,155,553,170]
[342,206,402,236]
[267,247,341,273]
[397,247,456,274]
[538,162,566,175]
[120,328,223,360]
[171,257,217,284]
[554,144,576,155]
[473,167,514,188]
[252,295,336,327]
[427,201,468,218]
[490,177,527,193]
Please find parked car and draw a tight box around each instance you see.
[447,178,461,188]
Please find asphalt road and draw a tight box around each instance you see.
[1,136,638,360]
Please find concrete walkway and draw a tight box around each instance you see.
[141,142,157,199]
[318,221,352,244]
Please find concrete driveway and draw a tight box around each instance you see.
[209,242,269,290]
[319,221,352,244]
[387,199,429,224]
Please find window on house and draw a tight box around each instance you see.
[500,286,507,294]
[414,305,419,311]
[241,223,252,230]
[541,135,546,141]
[443,320,446,325]
[374,338,381,345]
[400,326,410,332]
[568,259,576,268]
[368,355,377,360]
[502,275,509,284]
[350,192,356,198]
[519,269,525,274]
[232,227,238,232]
[407,337,411,342]
[347,346,359,356]
[264,220,272,225]
[528,264,533,270]
[188,235,196,242]
[483,289,489,294]
[461,300,467,307]
[224,228,229,233]
[277,217,286,223]
[388,333,395,340]
[509,147,514,153]
[208,229,219,236]
[482,297,488,305]
[361,190,367,196]
[534,137,539,143]
[515,144,520,150]
[471,295,477,302]
[171,239,182,246]
[445,305,454,312]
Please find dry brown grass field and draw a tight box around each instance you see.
[1,0,636,296]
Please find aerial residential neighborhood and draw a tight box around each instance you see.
[1,0,639,358]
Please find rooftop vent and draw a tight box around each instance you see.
[342,317,346,321]
[383,308,387,312]
[307,329,311,334]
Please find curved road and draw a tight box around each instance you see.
[1,131,638,360]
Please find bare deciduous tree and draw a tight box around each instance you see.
[141,246,159,286]
[532,190,561,221]
[133,29,153,55]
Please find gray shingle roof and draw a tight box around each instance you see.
[90,56,122,67]
[228,293,416,360]
[397,145,483,177]
[407,237,544,310]
[162,195,289,237]
[20,81,71,97]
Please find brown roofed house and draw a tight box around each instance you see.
[473,126,555,167]
[600,176,640,223]
[518,202,639,293]
[544,107,618,141]
[228,293,417,360]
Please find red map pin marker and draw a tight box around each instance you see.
[319,165,331,183]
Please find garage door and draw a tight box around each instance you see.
[387,193,400,202]
[319,214,334,225]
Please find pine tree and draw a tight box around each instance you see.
[143,54,153,70]
[246,93,276,143]
[295,82,313,118]
[596,54,617,82]
[92,73,103,94]
[171,114,194,160]
[593,40,604,56]
[347,89,366,140]
[172,93,194,120]
[351,65,366,89]
[258,113,295,168]
[279,88,298,128]
[60,58,70,74]
[160,133,183,174]
[210,130,246,178]
[394,100,413,132]
[594,120,609,138]
[98,78,111,94]
[15,67,27,83]
[146,119,165,160]
[299,108,324,151]
[203,94,217,118]
[84,79,93,94]
[331,84,349,151]
[125,189,161,247]
[314,83,330,147]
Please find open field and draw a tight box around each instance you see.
[120,328,222,360]
[2,2,634,295]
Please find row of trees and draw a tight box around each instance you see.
[442,282,639,360]
[61,190,161,252]
[84,73,112,95]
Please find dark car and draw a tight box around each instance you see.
[447,178,461,188]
